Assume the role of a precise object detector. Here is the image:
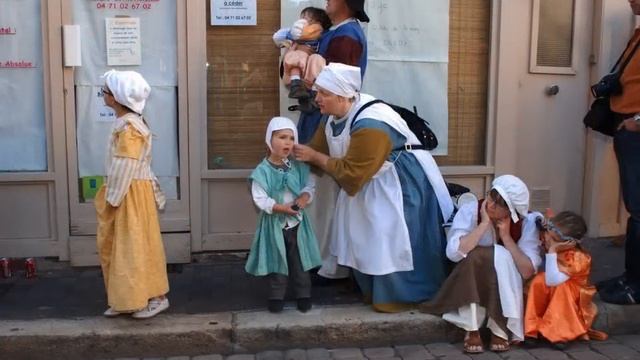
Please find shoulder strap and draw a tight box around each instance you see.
[349,99,385,131]
[613,34,640,75]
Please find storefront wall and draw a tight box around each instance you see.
[0,0,633,262]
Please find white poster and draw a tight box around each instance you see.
[366,0,449,62]
[211,0,257,26]
[363,0,450,155]
[105,17,142,66]
[72,0,179,197]
[0,0,47,171]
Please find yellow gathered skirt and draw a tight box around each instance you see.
[95,180,169,312]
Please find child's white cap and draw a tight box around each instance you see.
[265,117,298,152]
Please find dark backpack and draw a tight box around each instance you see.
[351,100,438,151]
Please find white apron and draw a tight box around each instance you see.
[321,94,454,276]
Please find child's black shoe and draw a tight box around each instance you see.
[288,79,310,99]
[296,297,312,313]
[268,299,284,313]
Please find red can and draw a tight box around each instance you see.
[0,257,11,278]
[24,258,36,279]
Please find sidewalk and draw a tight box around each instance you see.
[1,238,639,360]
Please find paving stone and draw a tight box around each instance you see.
[256,350,284,360]
[525,348,570,360]
[167,357,189,360]
[284,349,307,360]
[468,352,501,359]
[193,355,224,360]
[330,348,364,360]
[113,358,140,360]
[363,347,395,359]
[612,334,640,352]
[142,358,165,360]
[425,343,461,357]
[367,357,400,360]
[227,355,257,360]
[562,342,593,352]
[496,349,536,360]
[590,343,640,360]
[565,350,610,360]
[394,345,433,360]
[307,348,330,360]
[437,354,471,360]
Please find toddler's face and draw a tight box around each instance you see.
[270,129,295,159]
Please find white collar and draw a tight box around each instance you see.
[330,18,356,31]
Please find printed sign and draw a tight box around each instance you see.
[211,0,257,26]
[106,17,142,65]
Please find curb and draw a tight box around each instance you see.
[1,301,638,359]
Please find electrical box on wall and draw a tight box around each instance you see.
[63,25,82,67]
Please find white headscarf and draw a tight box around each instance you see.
[313,63,361,98]
[265,117,298,152]
[101,70,150,114]
[491,175,530,223]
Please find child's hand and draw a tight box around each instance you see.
[548,239,576,254]
[273,203,299,216]
[295,193,311,210]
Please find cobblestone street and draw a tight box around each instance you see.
[103,334,640,360]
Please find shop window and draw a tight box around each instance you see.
[0,1,47,171]
[530,0,576,74]
[206,0,491,168]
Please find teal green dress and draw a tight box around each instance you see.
[245,159,322,276]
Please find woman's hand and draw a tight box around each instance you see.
[479,200,491,225]
[295,192,311,210]
[496,218,512,244]
[293,144,317,162]
[617,117,640,132]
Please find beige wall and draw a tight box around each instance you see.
[494,0,594,214]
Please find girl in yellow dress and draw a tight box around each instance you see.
[525,211,607,348]
[95,70,169,319]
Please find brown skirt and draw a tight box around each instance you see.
[419,246,508,334]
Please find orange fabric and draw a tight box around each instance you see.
[610,29,640,114]
[524,249,606,343]
[298,23,324,41]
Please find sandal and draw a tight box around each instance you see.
[463,331,484,354]
[490,334,510,352]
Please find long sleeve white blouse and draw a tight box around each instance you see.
[446,201,543,271]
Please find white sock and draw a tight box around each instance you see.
[290,75,301,81]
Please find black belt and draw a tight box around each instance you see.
[394,144,426,151]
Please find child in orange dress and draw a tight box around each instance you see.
[525,211,607,348]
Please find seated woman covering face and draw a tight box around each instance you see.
[293,63,454,313]
[420,175,542,354]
